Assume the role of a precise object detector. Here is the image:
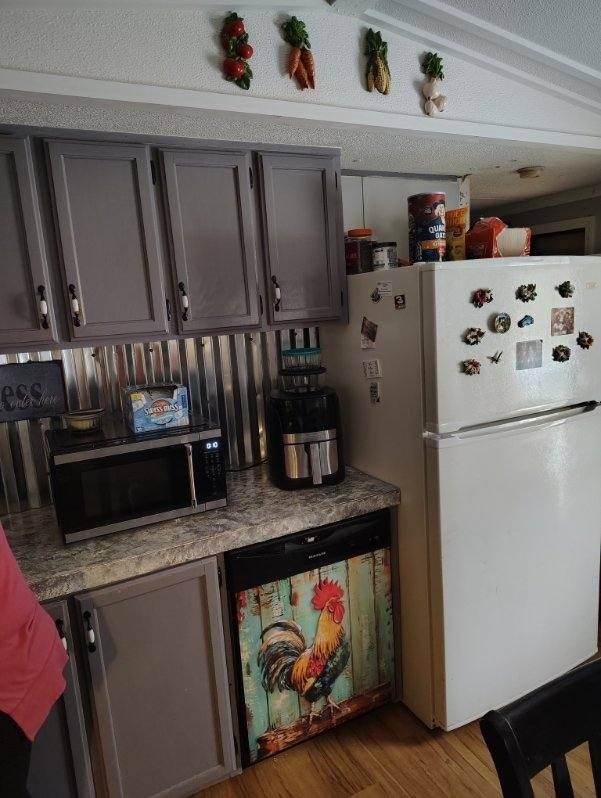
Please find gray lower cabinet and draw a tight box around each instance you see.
[76,558,237,798]
[0,137,57,349]
[161,149,261,334]
[259,152,344,325]
[47,140,169,341]
[28,600,95,798]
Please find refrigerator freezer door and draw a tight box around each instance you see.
[421,256,601,433]
[426,403,601,730]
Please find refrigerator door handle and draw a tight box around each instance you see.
[429,402,599,444]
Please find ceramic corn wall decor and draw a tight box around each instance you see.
[421,52,447,116]
[365,29,391,95]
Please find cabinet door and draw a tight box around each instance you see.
[47,140,168,340]
[76,558,236,798]
[28,600,95,798]
[259,152,343,324]
[0,137,57,349]
[162,149,260,334]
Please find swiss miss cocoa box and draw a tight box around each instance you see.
[122,384,189,433]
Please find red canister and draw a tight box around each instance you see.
[408,193,446,264]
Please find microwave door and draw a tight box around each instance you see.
[53,444,194,539]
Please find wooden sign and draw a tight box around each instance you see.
[0,361,67,422]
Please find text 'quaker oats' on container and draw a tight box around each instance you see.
[408,192,446,264]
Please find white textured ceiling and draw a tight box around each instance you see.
[435,0,601,71]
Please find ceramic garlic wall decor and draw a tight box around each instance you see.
[421,52,446,117]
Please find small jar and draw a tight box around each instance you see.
[345,228,373,274]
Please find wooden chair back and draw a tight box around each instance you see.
[480,658,601,797]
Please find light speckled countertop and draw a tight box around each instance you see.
[2,465,399,602]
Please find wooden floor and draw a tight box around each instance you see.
[199,701,596,797]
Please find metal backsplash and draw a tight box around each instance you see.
[0,327,318,515]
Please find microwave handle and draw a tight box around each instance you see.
[185,443,197,508]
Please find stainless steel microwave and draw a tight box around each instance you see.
[46,419,226,543]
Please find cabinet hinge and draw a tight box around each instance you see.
[217,566,223,588]
[249,166,254,189]
[150,161,157,185]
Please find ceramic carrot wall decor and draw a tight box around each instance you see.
[282,16,315,90]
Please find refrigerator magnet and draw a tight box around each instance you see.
[552,344,571,363]
[369,380,381,403]
[363,359,382,379]
[557,280,575,298]
[462,359,481,375]
[518,315,534,328]
[376,281,393,297]
[516,340,542,370]
[370,287,382,303]
[488,351,503,364]
[577,331,594,349]
[516,283,537,302]
[472,288,493,308]
[494,313,511,333]
[464,327,485,345]
[361,316,378,349]
[394,294,406,310]
[551,307,574,336]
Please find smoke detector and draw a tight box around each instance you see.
[517,166,545,179]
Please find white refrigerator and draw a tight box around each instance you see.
[319,256,601,730]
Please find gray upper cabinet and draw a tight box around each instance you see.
[28,600,95,798]
[259,152,344,325]
[161,149,261,334]
[76,558,237,798]
[47,140,168,340]
[0,137,57,349]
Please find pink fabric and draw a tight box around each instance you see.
[0,524,67,741]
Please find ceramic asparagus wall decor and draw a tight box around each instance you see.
[365,29,391,94]
[422,52,447,116]
[221,12,253,90]
[282,16,315,90]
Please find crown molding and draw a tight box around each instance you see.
[2,68,601,151]
[389,0,601,91]
[362,6,601,114]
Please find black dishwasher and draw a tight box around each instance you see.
[225,510,394,765]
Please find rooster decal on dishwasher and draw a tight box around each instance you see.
[257,578,351,722]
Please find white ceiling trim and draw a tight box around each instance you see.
[482,183,601,216]
[362,7,601,114]
[3,67,601,151]
[389,0,601,91]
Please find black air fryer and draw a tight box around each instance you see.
[267,347,344,489]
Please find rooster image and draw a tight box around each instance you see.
[257,578,351,722]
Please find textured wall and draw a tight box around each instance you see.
[0,7,600,135]
[0,327,317,515]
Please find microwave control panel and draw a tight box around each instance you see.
[195,438,227,503]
